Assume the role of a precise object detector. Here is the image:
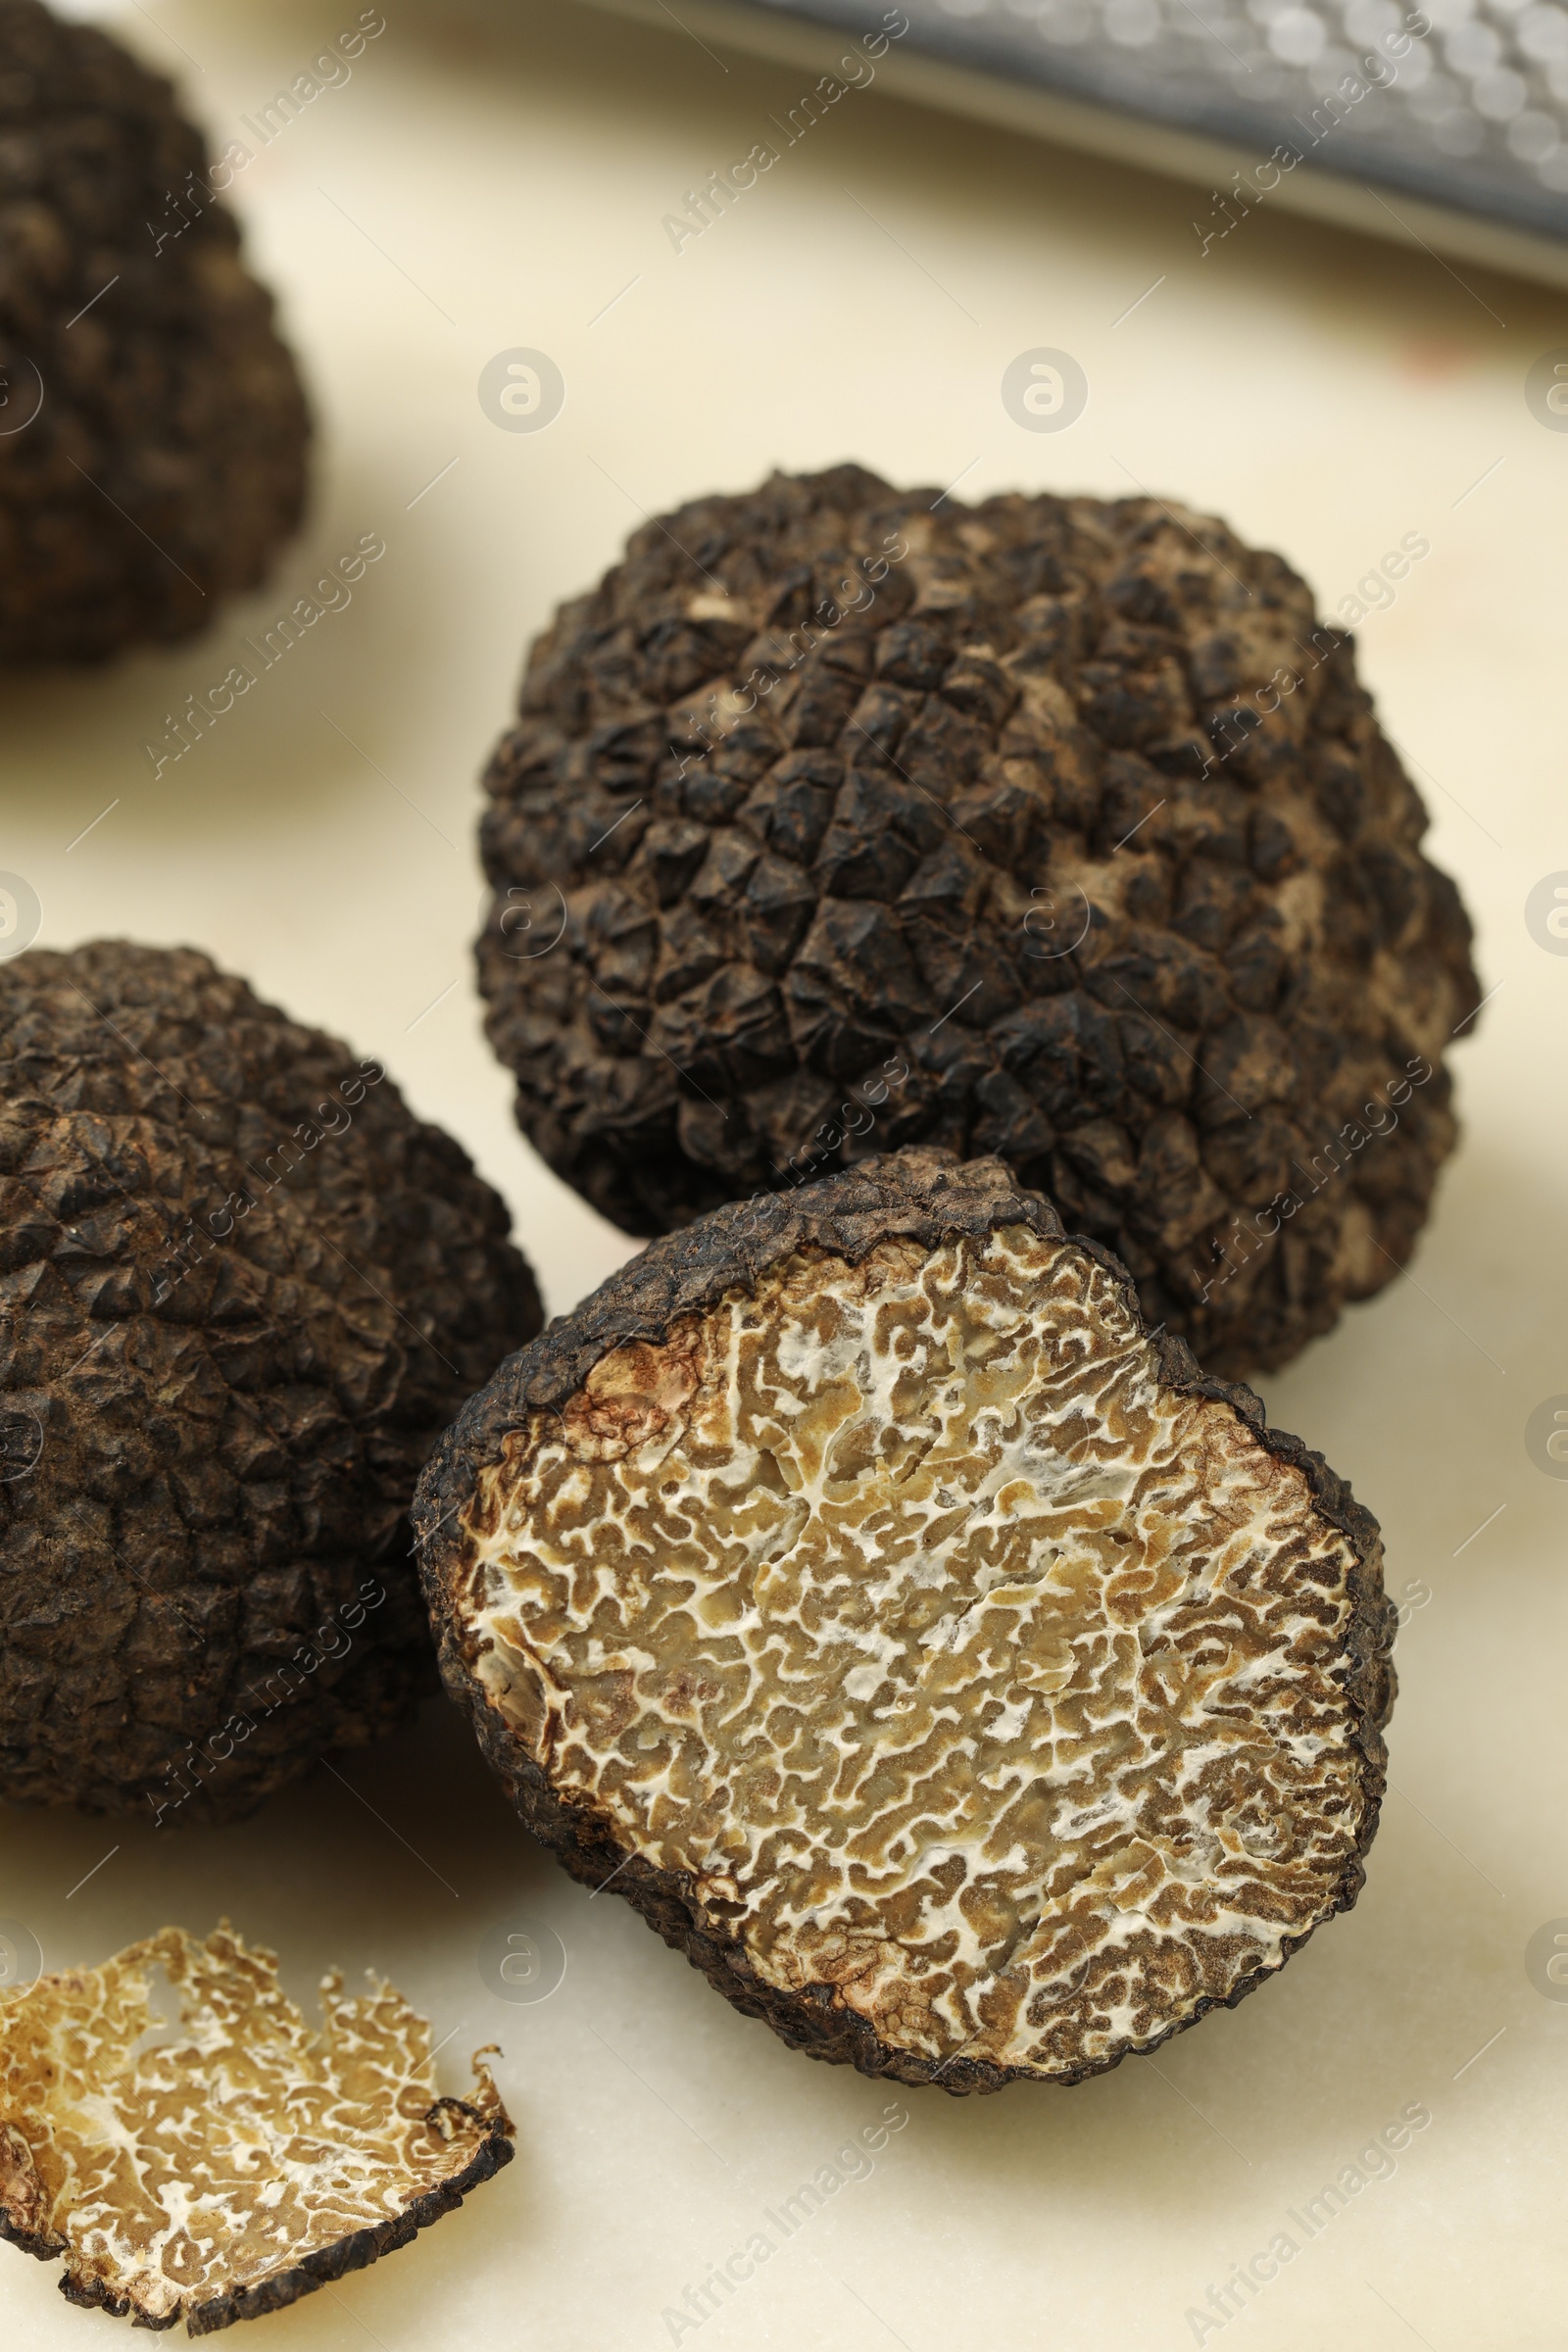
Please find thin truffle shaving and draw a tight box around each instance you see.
[466,1223,1374,2080]
[0,1923,514,2333]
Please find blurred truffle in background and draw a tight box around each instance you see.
[0,0,310,664]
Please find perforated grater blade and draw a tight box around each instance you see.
[586,0,1568,284]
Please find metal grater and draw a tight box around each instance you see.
[593,0,1568,281]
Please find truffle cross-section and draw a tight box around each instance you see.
[417,1150,1393,2092]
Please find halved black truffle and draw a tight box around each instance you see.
[0,0,309,662]
[0,941,541,1821]
[477,465,1480,1375]
[416,1151,1393,2093]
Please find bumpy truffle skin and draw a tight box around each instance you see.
[0,0,309,663]
[478,465,1479,1375]
[416,1150,1394,2094]
[0,942,541,1821]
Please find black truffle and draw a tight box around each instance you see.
[416,1150,1393,2093]
[477,465,1480,1375]
[0,941,541,1822]
[0,0,309,663]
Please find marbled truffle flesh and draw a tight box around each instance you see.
[0,941,542,1821]
[0,1922,514,2331]
[416,1152,1393,2093]
[0,0,309,662]
[477,464,1479,1376]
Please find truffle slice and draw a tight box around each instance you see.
[0,941,542,1822]
[417,1151,1393,2093]
[0,0,309,662]
[477,463,1481,1375]
[0,1922,514,2331]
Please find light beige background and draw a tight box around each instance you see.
[3,2,1566,2346]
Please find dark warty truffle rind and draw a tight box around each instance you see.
[476,465,1480,1375]
[0,0,309,662]
[0,941,542,1822]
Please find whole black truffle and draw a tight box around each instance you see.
[416,1150,1393,2093]
[0,0,309,663]
[477,465,1480,1376]
[0,941,541,1822]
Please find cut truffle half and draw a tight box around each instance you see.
[416,1151,1394,2093]
[0,1921,514,2331]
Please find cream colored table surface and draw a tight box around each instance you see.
[3,2,1565,2345]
